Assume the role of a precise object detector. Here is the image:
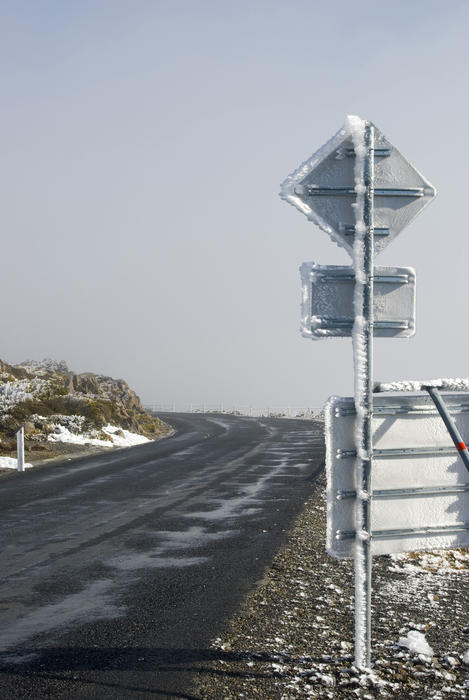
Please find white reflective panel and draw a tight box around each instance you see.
[326,393,469,558]
[301,263,416,339]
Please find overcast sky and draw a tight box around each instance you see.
[2,1,468,409]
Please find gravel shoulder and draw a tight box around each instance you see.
[194,471,469,699]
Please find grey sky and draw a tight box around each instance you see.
[2,1,468,409]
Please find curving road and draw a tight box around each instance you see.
[0,413,324,698]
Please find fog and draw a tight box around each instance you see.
[2,1,468,410]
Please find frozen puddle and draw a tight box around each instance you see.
[109,553,208,570]
[186,499,263,522]
[0,579,121,654]
[184,454,307,522]
[108,525,236,571]
[0,526,238,657]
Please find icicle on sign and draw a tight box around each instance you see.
[279,116,436,670]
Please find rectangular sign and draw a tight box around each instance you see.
[326,393,469,558]
[300,263,416,339]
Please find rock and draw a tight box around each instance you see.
[0,359,29,380]
[23,420,36,437]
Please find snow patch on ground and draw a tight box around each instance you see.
[0,456,32,470]
[398,630,434,657]
[197,473,469,699]
[47,424,150,448]
[1,423,151,469]
[390,549,469,574]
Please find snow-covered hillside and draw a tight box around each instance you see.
[0,358,171,467]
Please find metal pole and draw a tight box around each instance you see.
[354,122,374,669]
[424,386,469,473]
[17,426,25,472]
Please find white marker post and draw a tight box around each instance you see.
[280,116,436,668]
[17,426,25,472]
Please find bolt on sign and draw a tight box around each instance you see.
[280,116,436,669]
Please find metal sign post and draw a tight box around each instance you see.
[353,122,374,668]
[280,116,436,668]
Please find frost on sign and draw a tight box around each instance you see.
[326,393,469,558]
[300,263,416,339]
[280,119,436,257]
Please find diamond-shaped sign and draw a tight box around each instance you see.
[280,118,436,257]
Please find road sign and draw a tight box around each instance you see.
[280,116,436,669]
[301,263,416,339]
[326,393,469,558]
[280,120,436,257]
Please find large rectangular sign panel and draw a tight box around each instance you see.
[326,392,469,558]
[301,264,416,339]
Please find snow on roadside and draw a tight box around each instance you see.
[47,424,150,448]
[398,629,434,657]
[0,424,150,470]
[390,549,469,574]
[0,457,32,470]
[196,473,469,699]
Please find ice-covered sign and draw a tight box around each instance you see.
[280,118,436,257]
[326,393,469,558]
[281,116,437,669]
[301,263,416,339]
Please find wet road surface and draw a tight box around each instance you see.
[0,413,324,698]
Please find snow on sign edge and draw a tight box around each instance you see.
[324,395,339,556]
[280,115,437,257]
[377,378,469,392]
[279,117,356,256]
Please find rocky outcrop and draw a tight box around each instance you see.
[0,358,170,442]
[65,372,142,412]
[0,360,29,380]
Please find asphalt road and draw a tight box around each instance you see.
[0,413,324,699]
